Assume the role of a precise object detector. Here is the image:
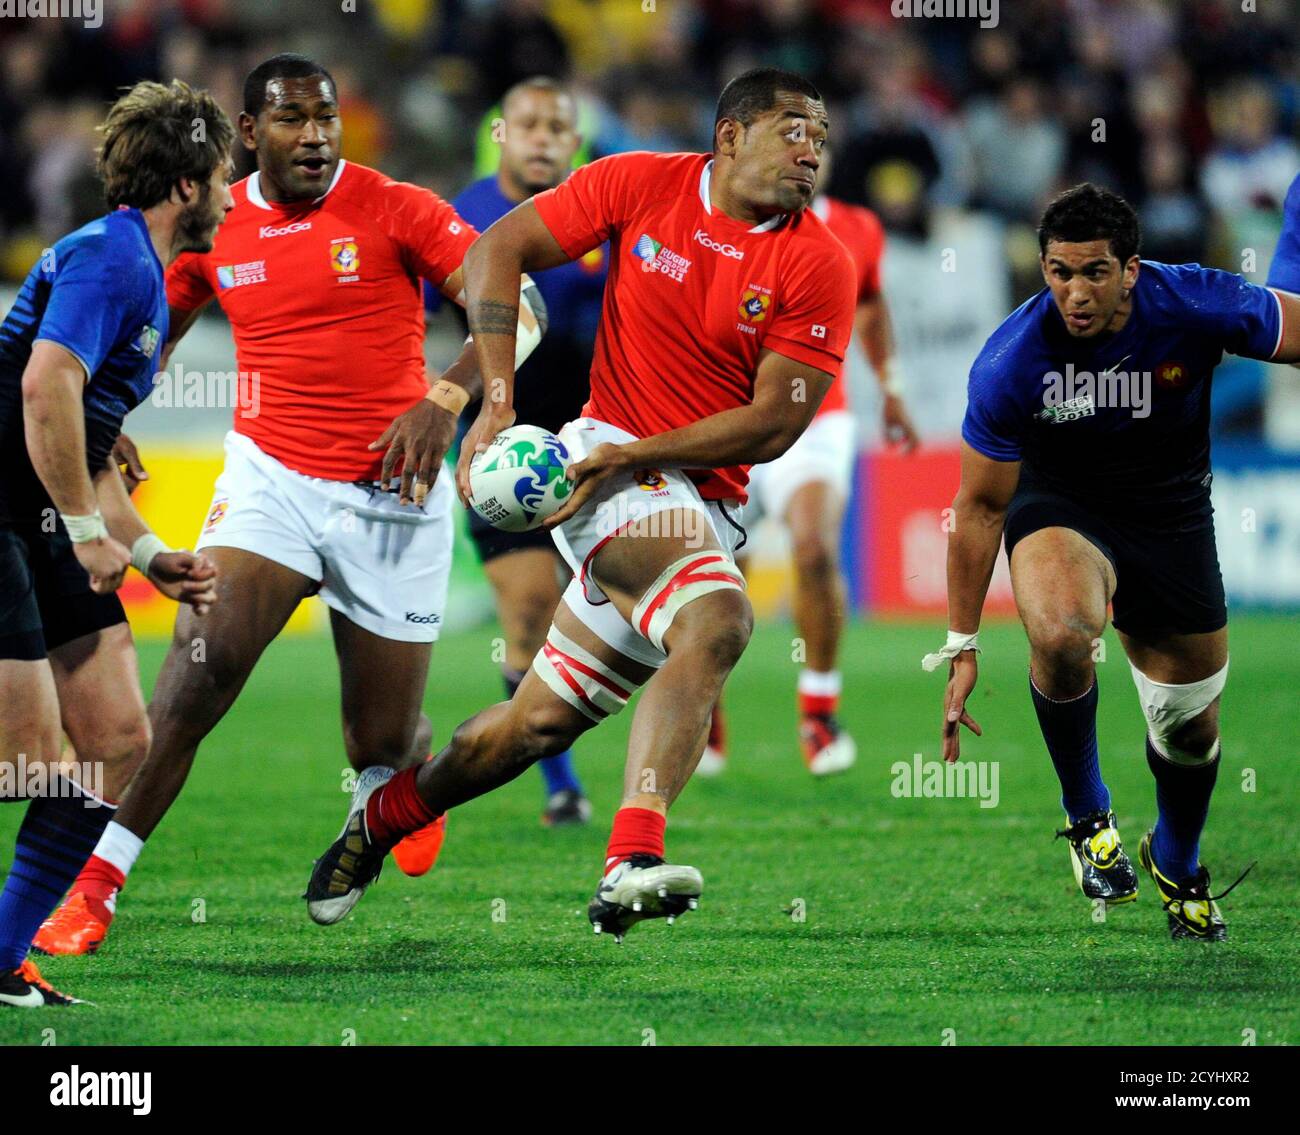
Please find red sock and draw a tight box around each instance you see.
[71,855,125,921]
[74,855,125,902]
[799,690,839,718]
[365,767,438,845]
[604,807,666,872]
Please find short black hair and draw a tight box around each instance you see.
[501,75,574,115]
[243,53,337,117]
[714,68,822,132]
[1038,183,1142,265]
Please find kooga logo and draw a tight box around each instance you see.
[260,221,312,239]
[694,229,744,260]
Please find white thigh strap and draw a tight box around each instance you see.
[631,552,746,653]
[532,626,639,722]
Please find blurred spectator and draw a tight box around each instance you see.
[472,0,571,101]
[1201,79,1300,217]
[962,78,1065,222]
[1140,137,1209,265]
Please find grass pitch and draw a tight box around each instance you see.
[1,615,1295,1046]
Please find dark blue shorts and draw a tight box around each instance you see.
[0,522,127,661]
[1003,488,1226,638]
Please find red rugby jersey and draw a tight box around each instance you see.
[810,194,886,415]
[166,161,478,480]
[532,151,856,501]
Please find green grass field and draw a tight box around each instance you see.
[1,615,1296,1046]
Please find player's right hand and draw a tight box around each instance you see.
[112,432,149,494]
[455,402,516,506]
[147,550,218,616]
[73,536,131,595]
[941,651,982,763]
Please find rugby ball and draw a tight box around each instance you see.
[468,425,573,532]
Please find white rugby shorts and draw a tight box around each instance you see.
[549,418,747,668]
[195,431,453,643]
[744,409,856,526]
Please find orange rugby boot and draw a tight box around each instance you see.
[391,813,447,878]
[32,892,111,957]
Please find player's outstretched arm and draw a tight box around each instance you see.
[94,454,217,614]
[857,293,919,452]
[456,201,572,501]
[544,348,832,529]
[930,442,1020,762]
[22,340,131,593]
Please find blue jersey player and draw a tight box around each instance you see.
[0,81,233,1007]
[927,184,1300,941]
[427,77,608,827]
[1266,171,1300,297]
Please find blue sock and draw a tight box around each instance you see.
[1029,675,1110,821]
[1146,735,1218,882]
[504,667,582,797]
[0,778,114,970]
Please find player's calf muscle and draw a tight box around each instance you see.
[420,696,585,812]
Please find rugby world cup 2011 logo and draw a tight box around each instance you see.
[482,436,572,518]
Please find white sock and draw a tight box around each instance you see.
[92,821,144,878]
[352,765,395,805]
[798,669,842,698]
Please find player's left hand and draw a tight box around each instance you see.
[882,394,920,453]
[542,442,630,530]
[370,397,457,507]
[147,550,218,615]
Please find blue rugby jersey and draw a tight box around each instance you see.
[962,261,1283,522]
[0,208,167,522]
[1266,172,1300,296]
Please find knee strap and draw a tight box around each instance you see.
[532,626,639,723]
[631,552,746,653]
[1129,659,1228,765]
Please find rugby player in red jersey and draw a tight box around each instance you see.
[705,159,920,778]
[35,54,547,952]
[305,69,858,941]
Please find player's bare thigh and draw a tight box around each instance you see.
[0,658,62,783]
[586,508,725,622]
[1010,526,1116,643]
[783,479,845,557]
[48,623,149,799]
[163,545,315,673]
